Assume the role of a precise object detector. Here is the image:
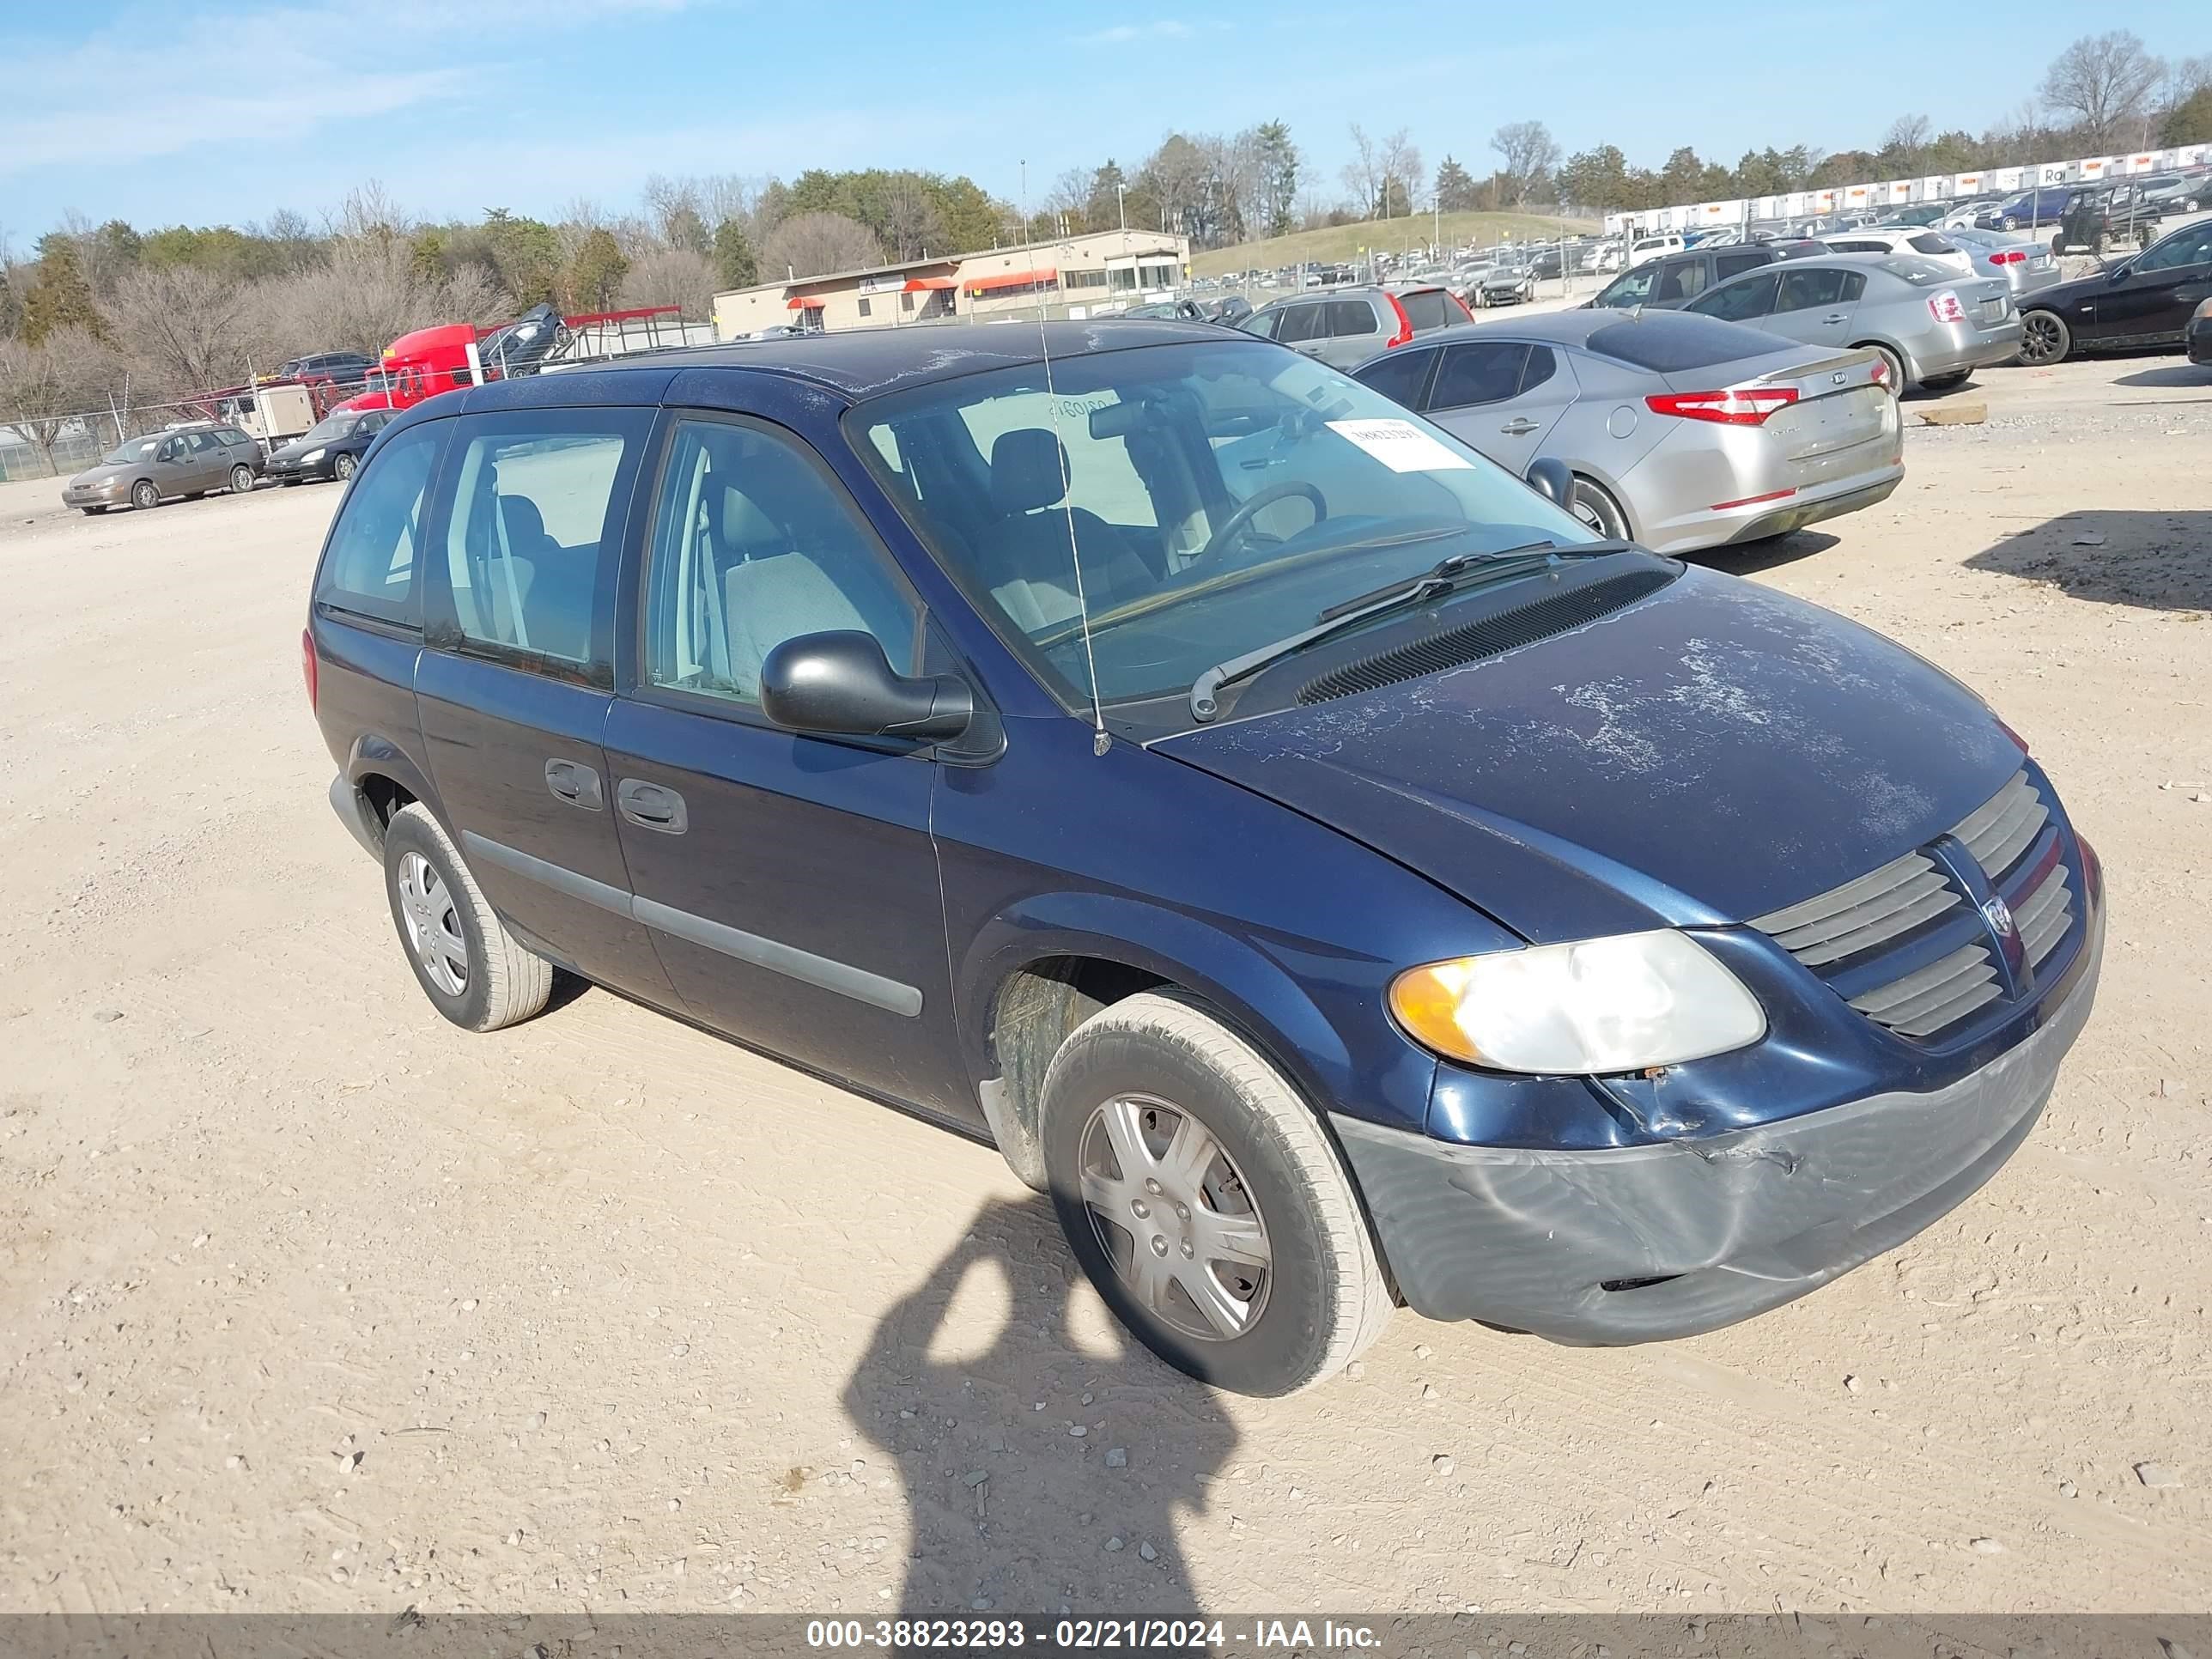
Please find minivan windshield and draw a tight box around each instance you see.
[848,339,1595,711]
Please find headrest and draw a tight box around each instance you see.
[720,484,779,550]
[496,493,546,545]
[990,428,1071,516]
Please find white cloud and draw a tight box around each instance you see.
[1070,19,1201,46]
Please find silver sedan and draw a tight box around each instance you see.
[1348,310,1902,554]
[1942,226,2066,302]
[1682,252,2022,392]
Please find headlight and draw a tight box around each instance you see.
[1389,931,1765,1074]
[300,447,325,463]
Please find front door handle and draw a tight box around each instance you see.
[544,757,603,810]
[617,778,688,835]
[1499,417,1541,435]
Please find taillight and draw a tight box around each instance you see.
[1928,290,1968,324]
[1990,249,2026,264]
[1383,292,1414,349]
[301,627,319,710]
[1644,386,1800,425]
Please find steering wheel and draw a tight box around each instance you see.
[1195,481,1328,566]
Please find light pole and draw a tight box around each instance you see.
[1117,184,1127,233]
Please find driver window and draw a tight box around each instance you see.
[643,418,917,708]
[2138,226,2212,271]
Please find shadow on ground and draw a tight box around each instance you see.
[2112,362,2212,392]
[1965,509,2212,613]
[844,1197,1236,1617]
[1689,529,1842,577]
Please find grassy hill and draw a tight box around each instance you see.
[1192,210,1593,277]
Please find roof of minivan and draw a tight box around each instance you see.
[524,319,1229,400]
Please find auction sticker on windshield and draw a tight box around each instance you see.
[1326,418,1475,472]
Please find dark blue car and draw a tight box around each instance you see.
[305,320,2102,1396]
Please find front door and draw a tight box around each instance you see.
[415,404,673,1000]
[603,410,969,1122]
[2081,221,2212,346]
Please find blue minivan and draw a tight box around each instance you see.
[306,319,2102,1396]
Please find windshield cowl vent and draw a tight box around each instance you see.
[1294,568,1675,706]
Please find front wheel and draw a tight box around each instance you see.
[1040,993,1393,1396]
[382,803,553,1032]
[131,480,160,510]
[2019,310,2070,366]
[334,452,357,482]
[79,506,106,516]
[230,464,256,495]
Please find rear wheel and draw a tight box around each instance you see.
[2019,310,2070,366]
[131,480,159,510]
[230,463,256,495]
[1039,993,1393,1396]
[382,803,552,1032]
[1567,475,1630,539]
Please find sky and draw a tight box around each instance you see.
[2,0,2203,248]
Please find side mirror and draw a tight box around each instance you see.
[1525,455,1575,511]
[760,631,974,743]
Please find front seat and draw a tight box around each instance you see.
[980,428,1154,632]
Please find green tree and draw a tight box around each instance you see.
[408,228,448,284]
[482,209,562,305]
[22,237,106,344]
[713,219,758,289]
[1253,120,1299,237]
[2163,86,2212,144]
[564,227,629,311]
[1432,155,1479,213]
[1557,145,1630,210]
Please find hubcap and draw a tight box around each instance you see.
[1077,1094,1272,1342]
[396,851,468,996]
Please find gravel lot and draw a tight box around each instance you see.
[2,350,2208,1620]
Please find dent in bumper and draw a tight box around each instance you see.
[1335,907,2101,1344]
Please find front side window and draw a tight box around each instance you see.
[315,421,445,624]
[1595,265,1658,307]
[642,417,918,708]
[439,410,646,672]
[2137,223,2212,272]
[848,339,1594,715]
[1352,346,1437,409]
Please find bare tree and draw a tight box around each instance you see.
[1376,129,1424,219]
[110,266,262,392]
[2164,54,2212,106]
[881,174,947,260]
[620,246,717,319]
[759,211,883,280]
[331,180,412,250]
[1344,123,1382,217]
[1490,121,1562,206]
[1881,113,1934,170]
[2040,31,2165,147]
[0,329,119,472]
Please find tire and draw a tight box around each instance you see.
[2019,309,2070,366]
[2001,216,2021,232]
[334,452,357,482]
[1922,369,1972,392]
[230,464,256,495]
[131,479,160,510]
[1568,475,1630,539]
[1039,992,1393,1396]
[381,802,553,1033]
[79,506,106,516]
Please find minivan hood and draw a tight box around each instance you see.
[1156,567,2023,943]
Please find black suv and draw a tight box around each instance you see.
[1589,239,1828,311]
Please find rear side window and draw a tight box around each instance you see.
[1275,304,1324,343]
[315,421,446,625]
[1776,268,1856,312]
[1716,251,1768,281]
[1686,270,1780,322]
[1328,300,1379,338]
[1395,289,1454,331]
[437,410,650,674]
[1352,347,1436,409]
[1587,310,1785,371]
[1519,346,1559,394]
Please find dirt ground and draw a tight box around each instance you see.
[3,352,2208,1621]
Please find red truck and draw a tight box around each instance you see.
[332,305,702,416]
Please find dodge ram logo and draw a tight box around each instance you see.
[1980,896,2017,939]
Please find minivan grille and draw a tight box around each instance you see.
[1296,568,1674,705]
[1751,769,2070,1042]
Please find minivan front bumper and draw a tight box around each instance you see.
[1332,900,2101,1345]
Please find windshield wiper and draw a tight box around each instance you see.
[1188,538,1635,723]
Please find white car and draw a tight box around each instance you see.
[1819,225,1977,276]
[1627,234,1686,267]
[1592,243,1626,273]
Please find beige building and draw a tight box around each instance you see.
[712,228,1192,340]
